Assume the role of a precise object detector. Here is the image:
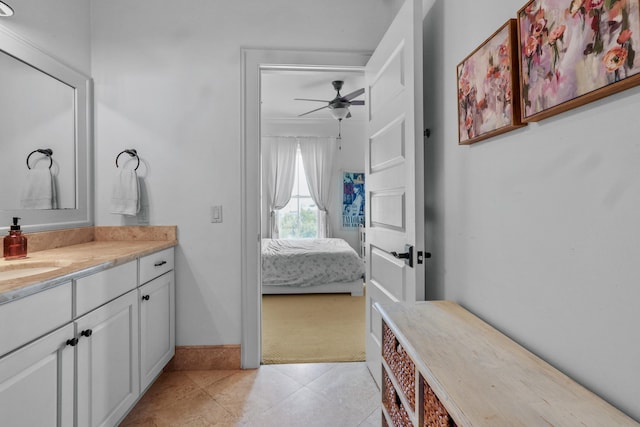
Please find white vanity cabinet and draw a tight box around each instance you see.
[0,244,176,427]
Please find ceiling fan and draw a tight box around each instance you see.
[295,80,365,120]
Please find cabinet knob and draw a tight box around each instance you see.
[154,260,167,267]
[142,295,150,301]
[81,329,93,338]
[66,337,79,347]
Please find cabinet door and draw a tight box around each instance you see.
[139,270,175,391]
[0,323,74,427]
[76,290,139,427]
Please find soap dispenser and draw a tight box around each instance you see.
[4,217,27,260]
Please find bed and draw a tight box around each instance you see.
[261,238,365,296]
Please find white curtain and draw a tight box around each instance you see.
[299,136,337,238]
[263,136,298,238]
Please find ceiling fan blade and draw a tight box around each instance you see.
[294,98,330,103]
[298,105,329,117]
[342,88,365,101]
[349,100,365,106]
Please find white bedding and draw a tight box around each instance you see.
[261,238,365,287]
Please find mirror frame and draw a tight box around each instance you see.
[0,26,93,233]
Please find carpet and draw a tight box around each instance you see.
[261,291,365,364]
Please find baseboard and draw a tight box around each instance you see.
[165,345,241,371]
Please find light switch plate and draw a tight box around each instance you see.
[211,205,223,223]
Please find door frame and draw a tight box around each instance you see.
[240,48,371,368]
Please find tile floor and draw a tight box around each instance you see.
[120,362,381,427]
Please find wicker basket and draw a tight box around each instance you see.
[422,375,456,427]
[383,369,414,427]
[382,322,416,409]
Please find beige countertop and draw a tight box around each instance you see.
[0,226,177,304]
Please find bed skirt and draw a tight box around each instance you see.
[261,278,364,296]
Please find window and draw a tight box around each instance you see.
[277,148,318,238]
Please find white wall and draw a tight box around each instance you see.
[261,119,367,251]
[424,0,640,420]
[0,0,90,74]
[90,0,394,348]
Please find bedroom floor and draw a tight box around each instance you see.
[120,362,380,426]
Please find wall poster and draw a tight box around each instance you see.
[342,172,365,228]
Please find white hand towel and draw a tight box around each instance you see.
[110,168,140,216]
[21,168,55,209]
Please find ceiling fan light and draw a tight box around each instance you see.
[0,1,14,17]
[330,107,349,120]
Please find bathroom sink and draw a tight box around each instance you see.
[0,260,71,281]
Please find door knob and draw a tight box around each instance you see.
[142,295,150,301]
[66,337,79,347]
[390,251,410,259]
[81,329,93,338]
[391,245,414,267]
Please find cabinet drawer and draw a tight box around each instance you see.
[75,261,137,317]
[139,247,174,285]
[0,282,72,357]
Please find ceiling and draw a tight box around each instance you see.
[260,68,366,122]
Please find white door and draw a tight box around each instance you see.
[76,290,140,427]
[365,0,424,386]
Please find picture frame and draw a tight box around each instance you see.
[517,0,640,122]
[342,172,365,228]
[457,19,525,145]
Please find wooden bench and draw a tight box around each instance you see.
[377,301,638,427]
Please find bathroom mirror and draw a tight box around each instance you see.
[0,26,92,232]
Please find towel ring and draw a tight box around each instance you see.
[26,148,53,170]
[115,149,140,171]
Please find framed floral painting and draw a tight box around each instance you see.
[518,0,640,122]
[457,19,525,145]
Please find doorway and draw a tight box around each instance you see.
[259,66,367,364]
[241,49,370,368]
